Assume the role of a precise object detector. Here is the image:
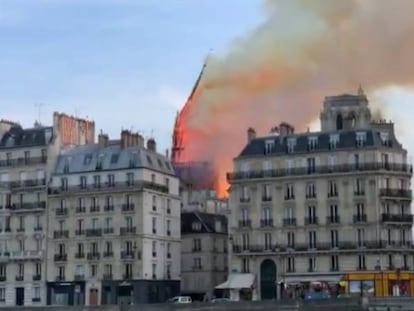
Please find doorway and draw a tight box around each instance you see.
[16,287,24,306]
[260,259,277,300]
[89,289,98,306]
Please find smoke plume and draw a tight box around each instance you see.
[179,0,414,197]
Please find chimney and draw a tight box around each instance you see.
[247,127,256,143]
[98,131,109,148]
[147,138,157,152]
[120,130,129,148]
[279,122,295,137]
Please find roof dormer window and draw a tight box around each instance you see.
[329,134,340,150]
[380,132,390,147]
[63,158,70,173]
[83,154,92,165]
[192,222,202,231]
[264,140,274,155]
[356,132,367,148]
[308,137,318,151]
[287,138,296,154]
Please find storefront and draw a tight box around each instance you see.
[215,273,256,301]
[47,281,86,305]
[342,271,414,297]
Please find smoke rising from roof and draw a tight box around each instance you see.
[179,0,414,196]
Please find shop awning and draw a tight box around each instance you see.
[215,273,255,289]
[283,274,342,284]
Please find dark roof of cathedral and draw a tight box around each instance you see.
[238,128,402,158]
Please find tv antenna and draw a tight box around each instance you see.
[34,102,49,124]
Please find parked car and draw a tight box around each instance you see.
[169,296,192,304]
[303,291,330,301]
[211,298,231,303]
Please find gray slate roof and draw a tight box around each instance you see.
[238,128,402,158]
[0,125,53,149]
[54,144,175,176]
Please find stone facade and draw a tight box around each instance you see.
[227,90,413,300]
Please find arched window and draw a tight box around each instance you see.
[336,114,343,130]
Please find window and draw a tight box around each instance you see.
[380,132,390,146]
[262,184,271,201]
[264,140,274,155]
[308,231,317,248]
[388,254,394,269]
[308,257,316,272]
[166,220,171,236]
[331,230,338,248]
[240,186,249,201]
[125,216,133,229]
[166,264,171,279]
[287,232,295,247]
[151,174,156,183]
[91,264,97,277]
[285,183,294,200]
[110,154,119,164]
[358,255,366,270]
[166,199,171,214]
[107,174,115,186]
[191,222,201,231]
[105,241,112,253]
[287,138,296,153]
[127,172,134,185]
[83,154,92,165]
[308,137,318,151]
[125,263,132,278]
[152,241,157,257]
[242,258,250,273]
[152,217,157,234]
[106,196,113,208]
[104,264,112,275]
[57,266,65,279]
[33,287,41,299]
[0,287,5,301]
[0,264,6,277]
[60,199,66,210]
[242,233,250,250]
[152,195,157,211]
[354,178,365,195]
[35,215,41,229]
[75,265,84,277]
[381,153,389,168]
[306,206,316,224]
[285,159,294,174]
[357,228,365,246]
[356,132,366,147]
[262,160,272,171]
[328,155,336,171]
[287,257,295,272]
[328,180,337,197]
[24,151,30,163]
[331,256,339,271]
[18,263,24,277]
[262,207,271,221]
[329,134,339,149]
[193,239,201,251]
[264,233,272,250]
[35,263,41,276]
[152,263,157,278]
[60,178,68,190]
[80,176,87,188]
[306,182,316,198]
[167,243,171,258]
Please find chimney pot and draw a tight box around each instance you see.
[247,127,256,143]
[147,138,157,152]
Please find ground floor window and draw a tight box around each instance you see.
[0,288,5,302]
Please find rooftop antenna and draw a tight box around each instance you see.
[34,102,49,124]
[358,84,365,96]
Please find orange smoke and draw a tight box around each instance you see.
[175,0,414,198]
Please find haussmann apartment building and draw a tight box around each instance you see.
[226,89,413,301]
[46,131,181,306]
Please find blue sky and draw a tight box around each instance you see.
[0,0,262,152]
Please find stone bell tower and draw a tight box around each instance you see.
[320,86,372,132]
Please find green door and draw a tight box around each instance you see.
[260,259,276,300]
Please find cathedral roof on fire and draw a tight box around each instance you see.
[53,144,175,176]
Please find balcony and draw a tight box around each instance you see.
[354,190,365,196]
[122,204,134,212]
[75,206,86,213]
[239,197,250,203]
[56,276,65,281]
[0,276,6,282]
[260,219,273,227]
[33,275,41,281]
[262,196,272,202]
[238,220,251,228]
[104,205,114,212]
[10,250,43,260]
[10,179,46,190]
[15,276,24,282]
[0,156,47,168]
[231,241,414,254]
[9,201,46,212]
[75,229,85,236]
[379,188,412,199]
[326,215,341,224]
[103,251,114,258]
[54,254,67,262]
[304,217,319,225]
[381,213,414,223]
[74,274,85,281]
[34,226,43,232]
[227,162,413,181]
[75,253,85,259]
[121,251,135,260]
[48,180,169,196]
[86,229,102,237]
[90,205,100,213]
[56,208,68,216]
[104,228,114,234]
[284,195,295,201]
[283,218,296,226]
[353,214,367,223]
[120,227,136,236]
[87,253,100,260]
[123,274,133,280]
[54,230,69,239]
